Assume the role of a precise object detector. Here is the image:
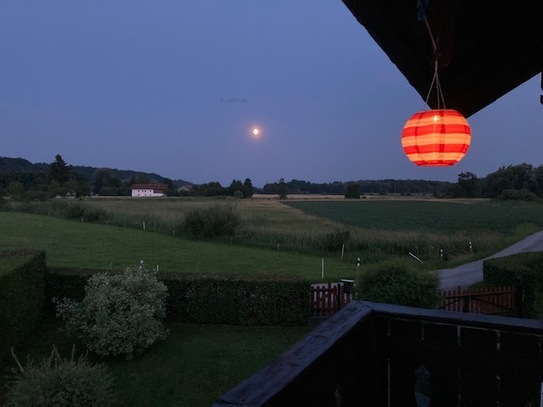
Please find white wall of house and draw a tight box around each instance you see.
[131,188,165,197]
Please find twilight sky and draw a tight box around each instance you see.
[1,1,541,187]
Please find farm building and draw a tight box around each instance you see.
[130,183,169,197]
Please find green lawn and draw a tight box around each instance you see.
[0,212,355,281]
[2,314,310,407]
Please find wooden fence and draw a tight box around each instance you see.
[439,285,518,316]
[310,283,518,317]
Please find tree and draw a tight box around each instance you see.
[48,155,70,184]
[278,178,287,199]
[243,178,254,198]
[192,181,225,196]
[228,179,244,198]
[128,174,151,186]
[224,178,255,198]
[163,178,178,197]
[93,169,121,195]
[482,164,537,198]
[345,182,361,199]
[534,166,543,196]
[6,181,25,200]
[69,172,91,197]
[457,172,480,197]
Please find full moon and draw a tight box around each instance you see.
[252,128,261,138]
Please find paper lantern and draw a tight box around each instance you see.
[401,109,471,166]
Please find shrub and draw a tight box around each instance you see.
[344,182,361,199]
[55,263,169,359]
[484,252,543,317]
[63,202,87,219]
[82,206,108,222]
[5,346,117,407]
[184,203,240,239]
[356,260,440,309]
[499,188,538,201]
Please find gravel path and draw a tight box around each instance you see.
[438,230,543,289]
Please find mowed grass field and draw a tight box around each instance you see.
[0,212,355,280]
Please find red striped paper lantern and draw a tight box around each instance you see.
[401,109,471,166]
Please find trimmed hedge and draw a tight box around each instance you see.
[483,252,543,317]
[46,268,310,326]
[0,249,46,363]
[162,273,310,325]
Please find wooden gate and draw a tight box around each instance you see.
[311,282,353,317]
[311,284,518,317]
[439,286,518,316]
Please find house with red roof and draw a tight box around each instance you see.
[130,183,169,197]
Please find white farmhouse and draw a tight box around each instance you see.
[130,183,169,197]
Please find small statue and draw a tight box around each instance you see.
[414,364,431,407]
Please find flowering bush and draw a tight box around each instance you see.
[55,263,169,359]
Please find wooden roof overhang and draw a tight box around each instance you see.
[342,0,543,117]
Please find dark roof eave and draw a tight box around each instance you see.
[342,0,543,117]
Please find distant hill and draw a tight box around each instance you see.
[0,157,192,187]
[0,157,48,173]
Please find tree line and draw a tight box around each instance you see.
[0,155,172,199]
[262,178,454,197]
[0,155,254,199]
[263,164,543,201]
[184,179,254,198]
[2,155,543,201]
[449,164,543,200]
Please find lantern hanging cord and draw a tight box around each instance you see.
[421,10,447,109]
[425,59,447,109]
[423,14,438,55]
